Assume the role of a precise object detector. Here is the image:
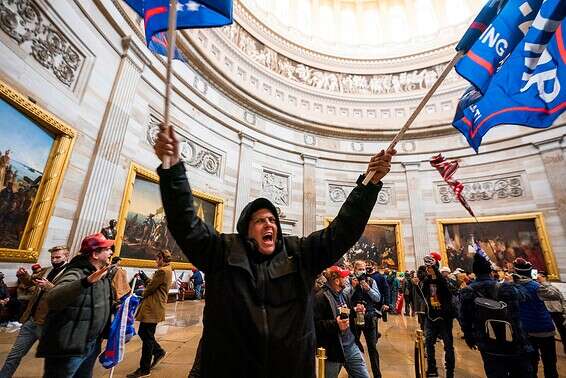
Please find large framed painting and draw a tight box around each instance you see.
[437,213,559,279]
[114,163,224,269]
[0,80,75,262]
[324,219,405,271]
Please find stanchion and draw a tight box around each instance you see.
[414,329,426,378]
[316,347,327,378]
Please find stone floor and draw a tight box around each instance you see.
[0,301,564,377]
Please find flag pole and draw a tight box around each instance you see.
[162,0,178,170]
[362,51,464,186]
[108,276,138,378]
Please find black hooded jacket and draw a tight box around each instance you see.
[158,162,382,378]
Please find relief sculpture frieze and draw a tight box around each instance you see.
[147,118,222,177]
[0,0,85,88]
[329,184,392,205]
[262,170,289,206]
[437,175,524,203]
[223,23,460,96]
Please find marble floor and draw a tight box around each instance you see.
[0,301,564,377]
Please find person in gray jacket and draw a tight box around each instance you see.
[36,233,114,378]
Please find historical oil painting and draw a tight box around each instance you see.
[437,213,558,279]
[115,163,223,268]
[326,219,405,271]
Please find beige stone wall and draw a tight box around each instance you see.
[0,0,564,284]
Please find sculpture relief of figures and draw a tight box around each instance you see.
[223,23,459,95]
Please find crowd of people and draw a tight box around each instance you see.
[0,129,563,378]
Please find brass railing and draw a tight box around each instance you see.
[414,329,426,378]
[316,347,327,378]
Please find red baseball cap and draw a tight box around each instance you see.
[80,233,114,254]
[430,251,442,262]
[327,266,350,279]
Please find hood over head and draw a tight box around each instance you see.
[236,197,284,255]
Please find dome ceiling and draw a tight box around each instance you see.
[239,0,483,59]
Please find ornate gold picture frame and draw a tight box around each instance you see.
[436,212,559,280]
[114,163,224,269]
[0,80,75,262]
[324,218,405,272]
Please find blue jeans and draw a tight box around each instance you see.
[424,317,455,375]
[195,284,203,299]
[325,342,370,378]
[0,319,42,377]
[43,337,101,378]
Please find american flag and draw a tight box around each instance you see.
[430,154,475,217]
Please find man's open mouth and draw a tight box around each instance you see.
[262,233,273,242]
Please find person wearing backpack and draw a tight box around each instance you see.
[459,247,533,378]
[513,258,558,378]
[421,253,456,378]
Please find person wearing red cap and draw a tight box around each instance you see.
[314,266,370,378]
[154,128,395,377]
[0,245,69,377]
[36,233,114,378]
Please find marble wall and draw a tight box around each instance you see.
[0,0,565,283]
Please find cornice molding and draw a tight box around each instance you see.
[234,0,466,72]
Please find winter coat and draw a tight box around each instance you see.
[514,277,555,335]
[370,272,389,306]
[19,265,67,325]
[459,275,532,355]
[136,264,173,323]
[37,255,113,358]
[421,274,456,320]
[158,162,382,378]
[313,286,353,363]
[411,280,427,314]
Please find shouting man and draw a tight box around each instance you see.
[154,128,395,377]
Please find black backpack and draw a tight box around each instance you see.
[473,283,521,355]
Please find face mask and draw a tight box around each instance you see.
[52,261,65,269]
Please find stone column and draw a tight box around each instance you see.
[535,137,566,233]
[233,132,256,231]
[69,37,148,251]
[403,162,430,268]
[302,154,317,236]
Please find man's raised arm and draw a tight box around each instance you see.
[154,127,224,272]
[301,149,396,274]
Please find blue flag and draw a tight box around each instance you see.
[99,294,141,369]
[148,32,186,60]
[124,0,232,58]
[453,1,566,152]
[456,0,544,94]
[455,0,507,53]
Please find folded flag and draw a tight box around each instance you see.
[453,0,566,152]
[455,0,507,53]
[455,0,544,94]
[149,32,186,61]
[124,0,233,58]
[430,154,475,217]
[99,294,141,369]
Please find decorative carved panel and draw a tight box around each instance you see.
[222,22,460,96]
[262,169,290,206]
[329,184,392,205]
[437,175,524,203]
[0,0,86,88]
[146,117,222,177]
